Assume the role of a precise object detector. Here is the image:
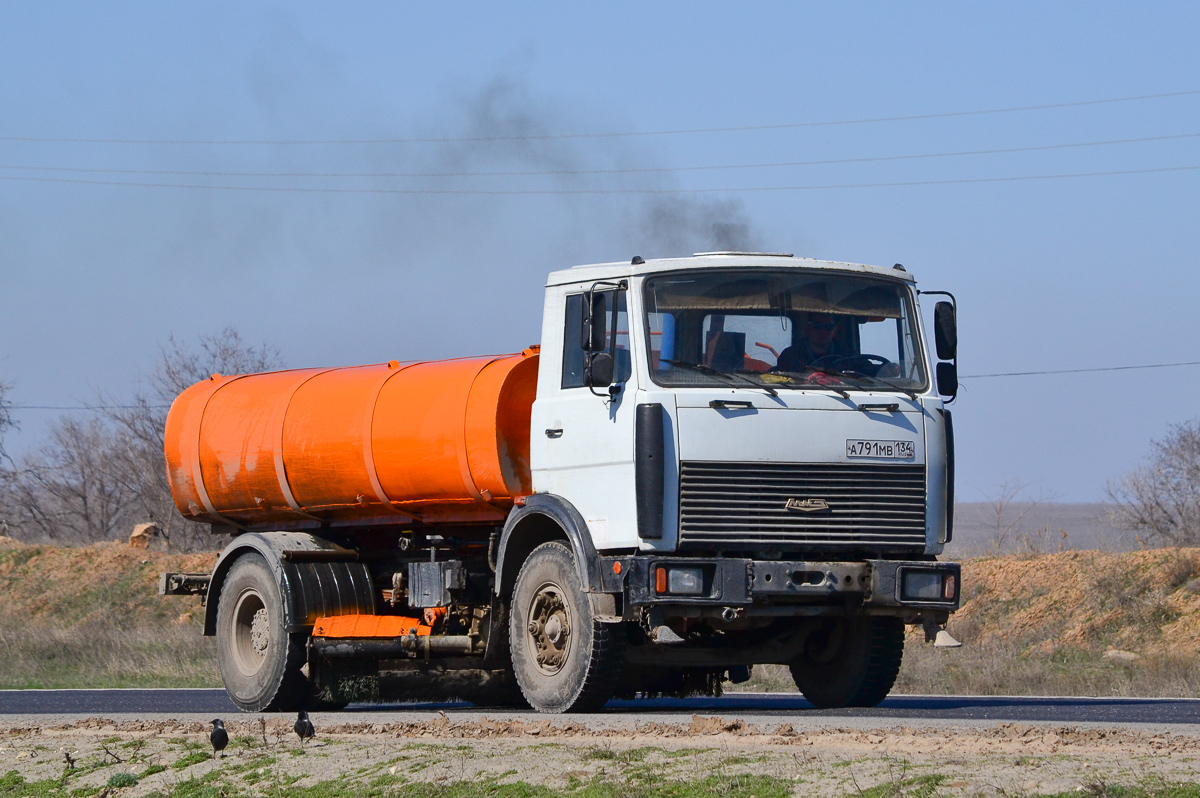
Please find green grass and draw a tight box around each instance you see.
[0,764,793,798]
[105,772,138,788]
[260,773,794,798]
[853,773,945,798]
[171,751,212,769]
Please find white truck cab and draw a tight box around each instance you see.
[532,252,954,555]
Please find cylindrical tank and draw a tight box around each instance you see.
[164,349,539,529]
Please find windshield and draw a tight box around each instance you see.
[644,270,927,393]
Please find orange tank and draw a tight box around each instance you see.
[163,350,539,529]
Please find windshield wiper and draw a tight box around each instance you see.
[773,366,852,399]
[660,359,778,398]
[833,369,918,400]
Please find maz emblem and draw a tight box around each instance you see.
[785,498,829,512]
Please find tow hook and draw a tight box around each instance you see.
[720,607,741,622]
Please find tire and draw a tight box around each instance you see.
[788,617,904,709]
[509,541,623,713]
[215,553,309,712]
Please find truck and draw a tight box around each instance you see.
[160,252,961,714]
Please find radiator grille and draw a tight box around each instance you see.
[678,461,927,550]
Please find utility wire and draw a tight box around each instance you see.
[10,361,1200,411]
[7,405,170,411]
[1,89,1197,145]
[2,164,1198,195]
[962,361,1200,379]
[1,132,1197,180]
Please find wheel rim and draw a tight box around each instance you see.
[525,580,572,676]
[231,587,270,677]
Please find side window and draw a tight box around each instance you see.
[561,289,631,389]
[562,294,587,388]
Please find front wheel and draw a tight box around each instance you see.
[215,553,309,712]
[789,617,904,708]
[509,541,623,713]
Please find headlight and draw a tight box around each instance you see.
[901,570,944,601]
[655,565,706,595]
[667,566,705,595]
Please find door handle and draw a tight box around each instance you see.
[709,400,754,410]
[545,428,564,438]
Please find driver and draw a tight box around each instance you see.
[775,313,844,373]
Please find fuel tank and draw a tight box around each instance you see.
[163,349,539,529]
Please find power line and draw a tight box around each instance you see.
[9,361,1200,412]
[2,164,1198,195]
[1,131,1197,180]
[6,405,170,411]
[962,360,1200,378]
[2,89,1197,146]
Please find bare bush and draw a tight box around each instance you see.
[0,379,16,468]
[983,480,1058,554]
[1107,419,1200,546]
[0,380,15,536]
[2,417,137,544]
[0,328,282,551]
[97,327,283,552]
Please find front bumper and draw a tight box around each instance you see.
[600,556,961,615]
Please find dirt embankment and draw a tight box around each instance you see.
[0,538,217,689]
[889,548,1200,697]
[955,548,1200,658]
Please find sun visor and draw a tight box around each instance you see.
[649,274,902,318]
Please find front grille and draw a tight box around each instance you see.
[678,461,927,550]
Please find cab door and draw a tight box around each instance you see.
[530,284,639,551]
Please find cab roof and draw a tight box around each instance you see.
[545,252,916,287]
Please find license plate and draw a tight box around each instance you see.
[846,439,915,459]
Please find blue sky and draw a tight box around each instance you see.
[1,2,1198,501]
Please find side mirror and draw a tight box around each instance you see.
[936,361,958,400]
[586,352,614,387]
[934,301,957,361]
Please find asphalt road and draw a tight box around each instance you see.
[2,690,1200,727]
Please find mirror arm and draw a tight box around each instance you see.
[920,290,959,403]
[919,289,958,351]
[581,286,593,352]
[583,279,627,398]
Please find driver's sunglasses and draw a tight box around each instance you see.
[807,321,836,331]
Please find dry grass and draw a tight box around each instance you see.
[0,537,218,688]
[0,624,218,689]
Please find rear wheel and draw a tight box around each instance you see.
[789,617,904,708]
[509,541,623,713]
[216,553,309,712]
